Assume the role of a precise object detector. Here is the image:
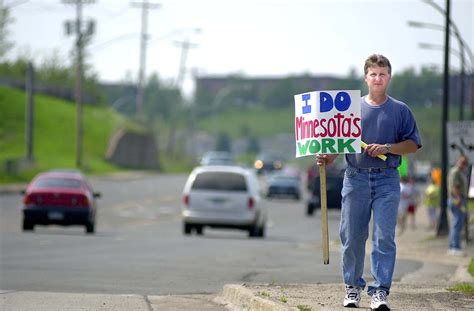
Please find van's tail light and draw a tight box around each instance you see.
[183,195,189,207]
[248,197,254,209]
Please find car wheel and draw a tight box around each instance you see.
[22,219,34,231]
[85,221,95,234]
[184,223,192,235]
[249,225,260,238]
[258,225,265,238]
[195,225,204,235]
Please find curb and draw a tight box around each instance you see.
[220,284,296,311]
[0,183,25,195]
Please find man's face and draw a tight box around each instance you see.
[364,65,391,94]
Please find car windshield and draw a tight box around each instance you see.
[192,172,247,191]
[33,177,83,189]
[203,157,233,165]
[271,175,297,182]
[201,152,234,165]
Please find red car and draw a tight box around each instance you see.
[21,170,101,234]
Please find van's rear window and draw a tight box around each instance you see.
[192,172,247,191]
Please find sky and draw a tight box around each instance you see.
[6,0,474,96]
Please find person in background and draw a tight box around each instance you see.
[447,155,469,256]
[406,177,420,230]
[424,175,440,231]
[316,54,421,311]
[397,176,412,235]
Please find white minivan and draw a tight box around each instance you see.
[181,165,266,237]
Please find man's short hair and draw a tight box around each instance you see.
[364,54,392,75]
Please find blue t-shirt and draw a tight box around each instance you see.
[345,95,422,169]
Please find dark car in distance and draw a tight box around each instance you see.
[307,174,343,215]
[200,151,235,166]
[266,173,301,200]
[21,170,101,233]
[254,153,283,175]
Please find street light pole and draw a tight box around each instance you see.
[459,42,465,121]
[438,0,451,236]
[420,0,474,121]
[408,21,472,121]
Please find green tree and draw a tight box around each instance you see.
[0,0,13,59]
[37,52,74,88]
[216,132,232,152]
[390,66,442,106]
[327,67,364,91]
[144,74,182,121]
[247,136,260,153]
[261,77,296,108]
[143,73,185,156]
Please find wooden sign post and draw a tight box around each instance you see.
[319,163,329,264]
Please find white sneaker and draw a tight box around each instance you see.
[344,285,362,308]
[370,290,390,311]
[447,249,466,257]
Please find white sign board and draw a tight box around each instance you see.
[447,121,474,165]
[294,90,361,158]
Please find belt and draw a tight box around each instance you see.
[351,167,397,173]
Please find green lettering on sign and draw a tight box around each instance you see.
[309,139,321,154]
[322,138,336,153]
[297,138,358,156]
[297,141,310,155]
[338,138,356,153]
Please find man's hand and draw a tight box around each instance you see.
[365,143,389,158]
[316,154,338,166]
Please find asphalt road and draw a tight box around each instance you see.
[0,173,420,296]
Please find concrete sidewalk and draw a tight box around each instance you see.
[219,210,474,310]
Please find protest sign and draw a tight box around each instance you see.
[294,89,361,265]
[294,90,361,158]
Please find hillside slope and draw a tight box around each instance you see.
[0,86,132,182]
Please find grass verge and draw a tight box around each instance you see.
[447,283,474,293]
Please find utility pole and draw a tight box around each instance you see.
[63,0,95,168]
[175,39,198,89]
[459,42,465,121]
[131,1,160,117]
[25,61,34,162]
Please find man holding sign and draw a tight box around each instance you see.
[316,55,421,310]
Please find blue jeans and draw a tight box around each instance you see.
[448,198,466,250]
[340,166,400,296]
